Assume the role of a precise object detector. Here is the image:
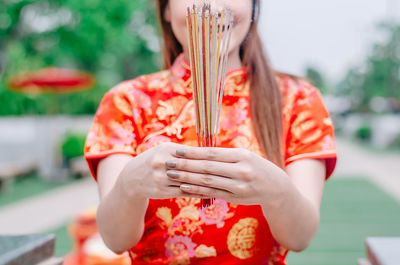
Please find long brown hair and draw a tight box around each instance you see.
[156,0,284,167]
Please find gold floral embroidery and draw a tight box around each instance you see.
[291,111,312,131]
[199,199,234,228]
[175,198,201,208]
[156,96,189,122]
[195,245,217,258]
[156,100,176,121]
[143,101,195,142]
[292,119,318,140]
[113,92,132,116]
[323,117,333,126]
[165,236,196,265]
[176,205,200,220]
[86,142,101,154]
[302,129,322,144]
[147,71,170,92]
[156,207,173,229]
[168,205,204,237]
[227,218,259,259]
[224,72,249,97]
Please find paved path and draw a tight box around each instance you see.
[0,137,399,234]
[0,177,98,234]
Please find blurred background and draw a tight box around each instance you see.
[0,0,399,264]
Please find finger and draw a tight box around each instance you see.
[173,146,249,163]
[165,158,241,179]
[165,180,213,198]
[166,180,181,187]
[180,184,232,200]
[159,186,206,199]
[156,142,186,155]
[167,170,238,193]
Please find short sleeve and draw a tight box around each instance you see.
[84,83,141,181]
[284,81,337,179]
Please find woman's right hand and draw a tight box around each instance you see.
[96,143,186,253]
[117,142,191,201]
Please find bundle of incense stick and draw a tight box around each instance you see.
[186,3,234,208]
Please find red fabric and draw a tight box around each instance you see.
[84,54,337,264]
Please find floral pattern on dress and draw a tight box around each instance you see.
[199,199,232,228]
[165,235,197,265]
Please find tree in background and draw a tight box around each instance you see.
[305,66,328,94]
[0,0,160,115]
[336,24,400,112]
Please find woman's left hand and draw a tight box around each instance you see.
[165,146,290,205]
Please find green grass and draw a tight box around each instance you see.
[0,173,75,207]
[286,178,400,265]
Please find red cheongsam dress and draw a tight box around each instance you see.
[84,54,337,265]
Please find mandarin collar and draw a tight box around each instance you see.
[170,54,249,97]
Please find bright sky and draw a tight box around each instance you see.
[258,0,399,82]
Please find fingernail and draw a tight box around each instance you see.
[180,184,191,191]
[176,149,186,156]
[165,160,177,168]
[167,170,180,179]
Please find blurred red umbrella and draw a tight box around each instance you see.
[9,67,95,94]
[7,67,96,181]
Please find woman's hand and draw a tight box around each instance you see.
[165,146,290,206]
[164,146,326,251]
[118,142,203,201]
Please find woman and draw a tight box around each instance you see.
[84,0,337,264]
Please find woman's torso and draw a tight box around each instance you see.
[124,55,289,264]
[85,54,337,264]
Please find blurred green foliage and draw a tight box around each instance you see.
[336,24,400,112]
[305,66,328,93]
[356,125,372,142]
[1,1,398,115]
[397,133,400,149]
[61,132,86,160]
[0,0,160,115]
